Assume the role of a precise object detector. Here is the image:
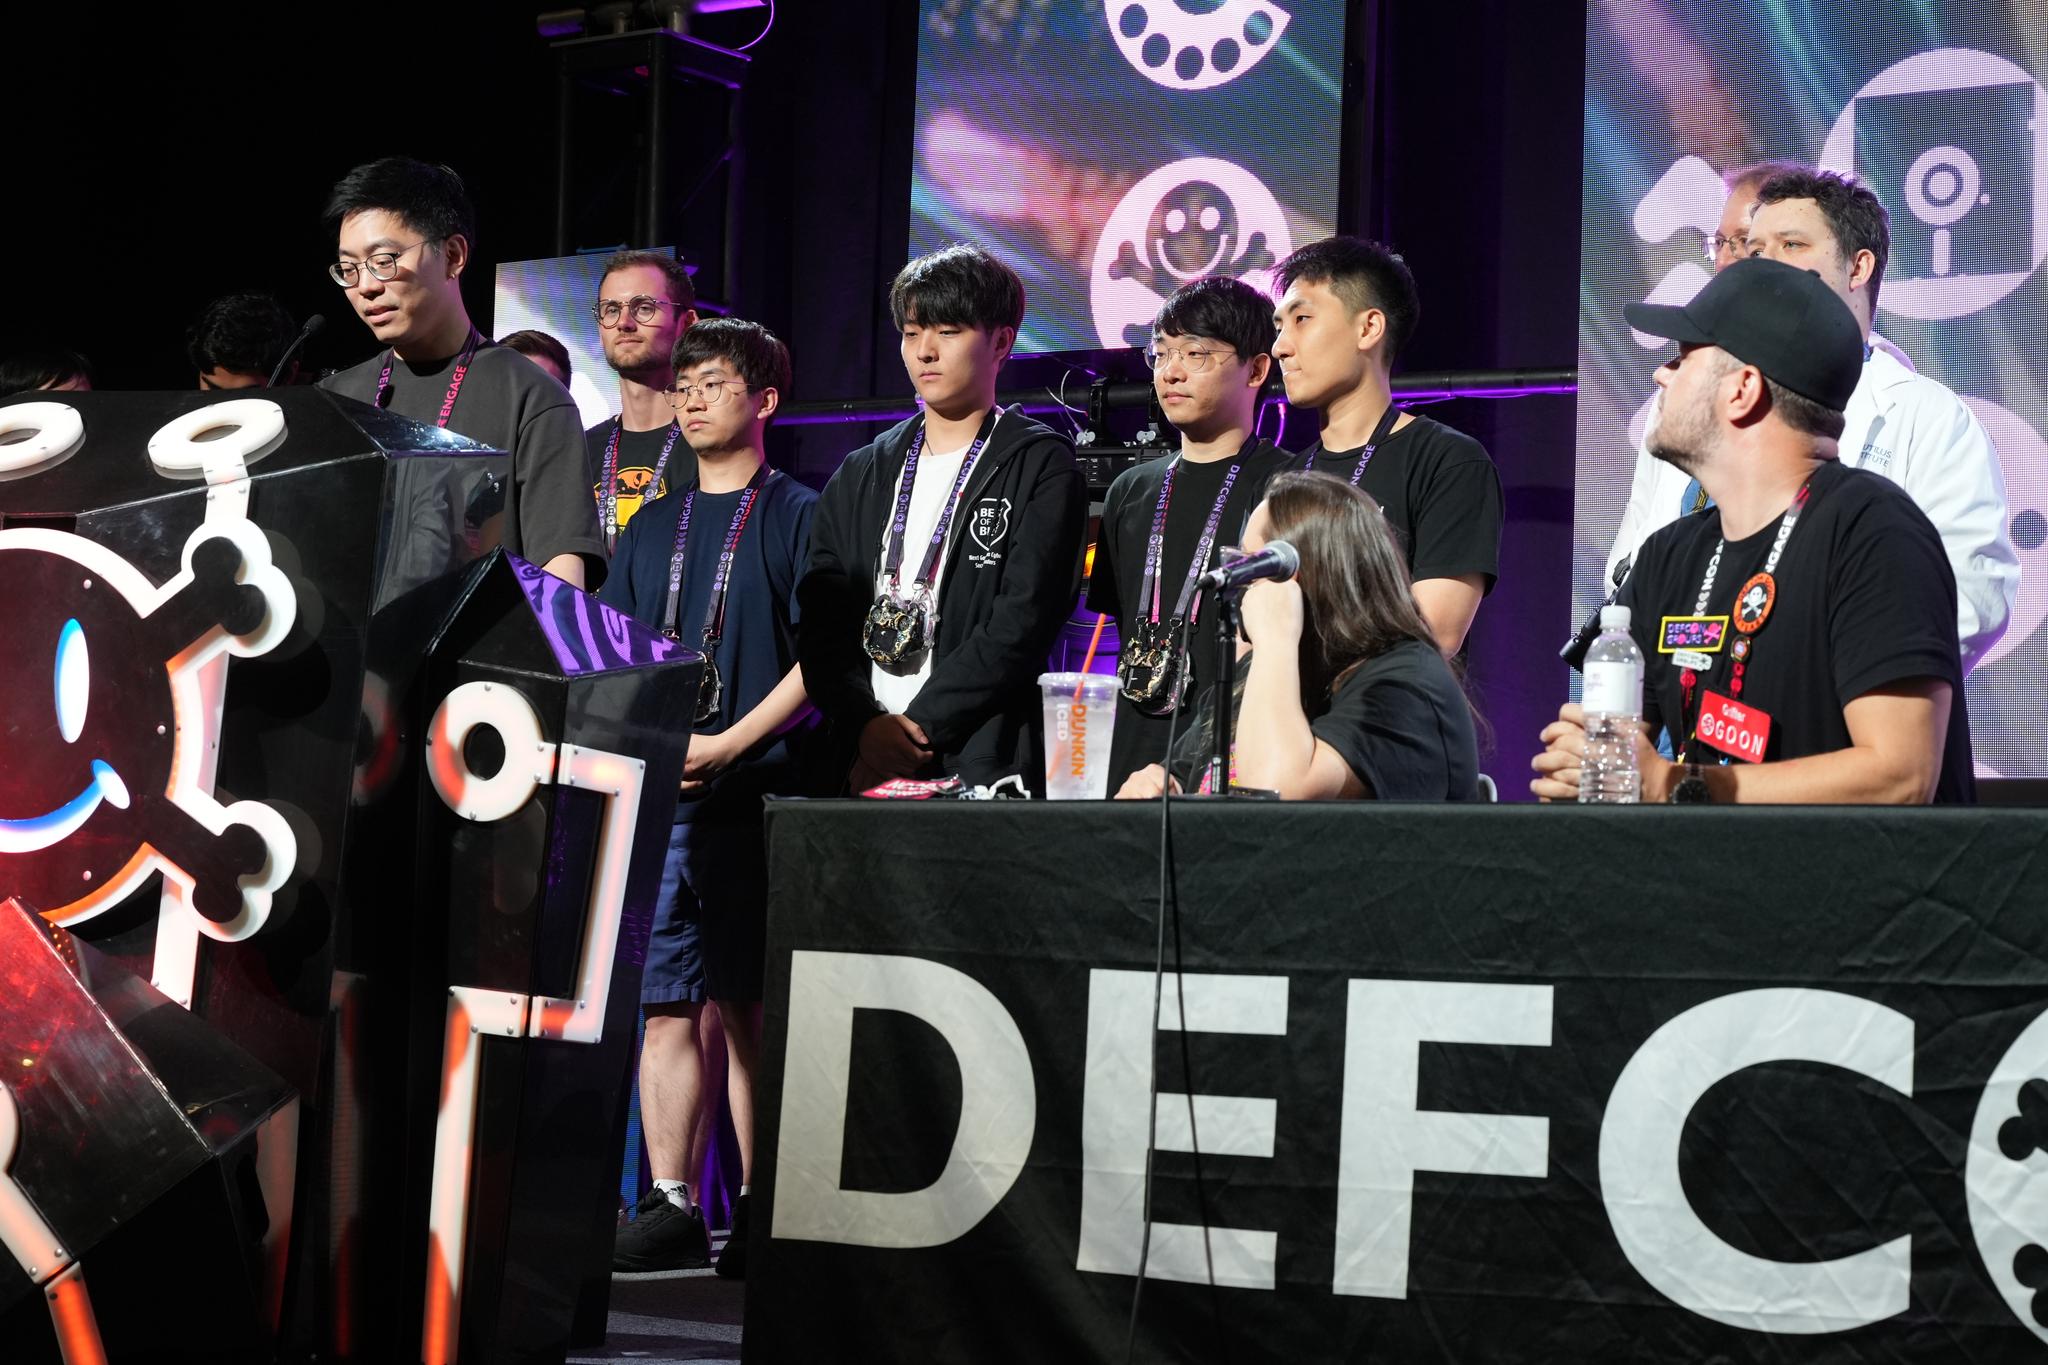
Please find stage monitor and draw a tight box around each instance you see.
[908,1,1346,355]
[1575,3,2048,778]
[494,249,692,431]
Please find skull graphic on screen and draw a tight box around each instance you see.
[1091,157,1293,350]
[0,520,297,939]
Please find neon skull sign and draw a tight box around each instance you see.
[0,519,297,941]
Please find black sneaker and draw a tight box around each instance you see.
[714,1193,749,1279]
[614,1188,711,1272]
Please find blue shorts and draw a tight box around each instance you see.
[641,816,769,1007]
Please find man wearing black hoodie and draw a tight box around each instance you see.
[799,243,1087,794]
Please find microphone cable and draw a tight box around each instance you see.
[1123,635,1221,1363]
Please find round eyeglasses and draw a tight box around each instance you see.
[594,296,690,328]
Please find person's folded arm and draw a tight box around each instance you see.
[1683,679,1950,805]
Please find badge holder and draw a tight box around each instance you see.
[1118,617,1189,715]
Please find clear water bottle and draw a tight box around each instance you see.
[1579,604,1643,804]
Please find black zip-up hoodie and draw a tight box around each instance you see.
[797,408,1087,792]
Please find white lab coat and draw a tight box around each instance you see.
[1602,337,2019,673]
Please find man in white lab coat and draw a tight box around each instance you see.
[1605,165,2017,672]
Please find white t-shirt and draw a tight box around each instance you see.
[871,443,970,713]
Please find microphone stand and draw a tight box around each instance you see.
[1204,587,1245,797]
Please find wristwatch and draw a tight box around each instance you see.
[1670,760,1712,804]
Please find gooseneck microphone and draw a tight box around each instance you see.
[1196,539,1300,592]
[266,314,326,387]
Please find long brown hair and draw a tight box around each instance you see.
[1259,470,1437,693]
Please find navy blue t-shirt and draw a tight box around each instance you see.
[600,467,818,819]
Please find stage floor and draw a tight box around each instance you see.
[574,1231,744,1365]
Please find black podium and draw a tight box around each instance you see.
[0,389,698,1361]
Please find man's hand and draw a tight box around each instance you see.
[1238,577,1304,651]
[1114,763,1180,800]
[679,730,743,792]
[850,712,931,791]
[1531,702,1669,802]
[1529,703,1589,802]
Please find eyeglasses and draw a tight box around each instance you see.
[1144,343,1237,374]
[667,377,750,407]
[329,241,433,287]
[1702,233,1749,262]
[593,295,689,328]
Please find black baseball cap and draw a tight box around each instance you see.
[1624,257,1863,413]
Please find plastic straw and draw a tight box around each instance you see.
[1075,612,1110,695]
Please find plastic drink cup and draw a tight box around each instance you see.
[1039,672,1119,798]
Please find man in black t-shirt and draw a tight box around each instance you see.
[586,250,701,554]
[1087,276,1292,789]
[1533,257,1973,803]
[601,319,816,1275]
[1270,236,1503,653]
[320,158,602,587]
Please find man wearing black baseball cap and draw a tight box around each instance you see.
[1533,257,1974,804]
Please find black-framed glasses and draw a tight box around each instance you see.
[329,241,432,287]
[1144,343,1237,374]
[1702,233,1748,262]
[667,377,750,407]
[593,295,689,328]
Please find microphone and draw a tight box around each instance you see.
[1560,552,1631,668]
[266,314,326,387]
[1197,540,1300,592]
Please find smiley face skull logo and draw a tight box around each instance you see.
[1091,157,1292,349]
[0,519,297,943]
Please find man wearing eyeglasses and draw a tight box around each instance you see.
[1086,275,1291,790]
[1603,163,2016,672]
[587,250,701,555]
[320,157,603,588]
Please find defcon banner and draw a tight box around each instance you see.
[749,802,2048,1363]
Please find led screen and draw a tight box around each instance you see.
[494,250,687,430]
[910,1,1345,355]
[1576,1,2048,777]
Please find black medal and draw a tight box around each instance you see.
[1118,616,1189,714]
[660,465,773,729]
[1112,452,1244,716]
[863,412,999,668]
[693,651,724,727]
[862,587,933,667]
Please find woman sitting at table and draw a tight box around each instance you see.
[1115,470,1482,801]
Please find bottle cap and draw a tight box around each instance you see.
[1600,604,1631,630]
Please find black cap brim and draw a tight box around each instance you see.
[1622,300,1715,345]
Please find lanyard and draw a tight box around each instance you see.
[1302,402,1402,486]
[374,328,482,428]
[882,409,1000,591]
[660,465,773,642]
[601,418,683,551]
[1678,475,1816,761]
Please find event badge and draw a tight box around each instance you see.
[1659,615,1728,653]
[1733,573,1776,634]
[1696,689,1770,763]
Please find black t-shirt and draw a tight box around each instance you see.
[583,419,699,552]
[322,342,604,581]
[1085,439,1292,788]
[1166,639,1480,801]
[1616,460,1974,803]
[599,469,819,820]
[1292,414,1503,589]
